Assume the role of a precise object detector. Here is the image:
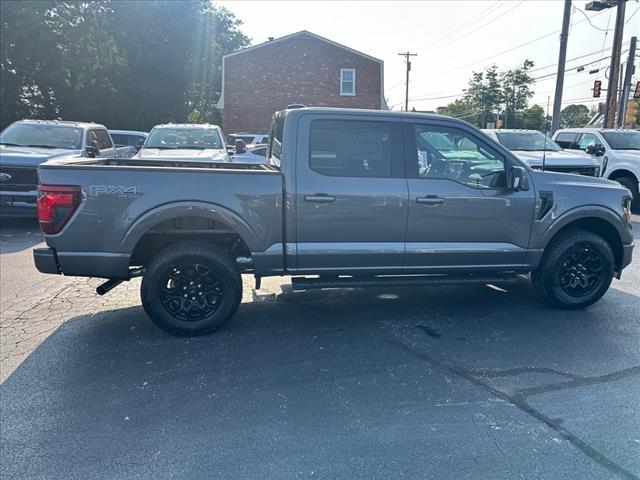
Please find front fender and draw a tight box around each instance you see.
[533,205,631,250]
[121,201,261,252]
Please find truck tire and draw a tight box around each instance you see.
[616,176,639,213]
[531,230,614,310]
[141,243,242,336]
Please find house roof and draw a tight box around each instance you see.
[222,30,383,64]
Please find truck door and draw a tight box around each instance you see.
[403,121,535,271]
[295,115,408,273]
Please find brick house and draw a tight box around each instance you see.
[216,30,386,134]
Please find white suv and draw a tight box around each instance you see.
[552,128,640,211]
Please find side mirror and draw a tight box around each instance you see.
[234,139,246,155]
[511,165,527,191]
[85,140,100,158]
[586,144,605,157]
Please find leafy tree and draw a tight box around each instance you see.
[560,104,590,128]
[0,1,249,130]
[512,104,546,130]
[463,65,502,127]
[501,60,535,128]
[440,98,478,124]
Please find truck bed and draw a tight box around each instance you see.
[37,157,284,279]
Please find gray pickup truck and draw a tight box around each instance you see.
[1,120,133,217]
[33,107,634,335]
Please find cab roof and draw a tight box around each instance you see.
[17,119,103,129]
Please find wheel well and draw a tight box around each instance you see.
[549,217,623,269]
[608,169,638,183]
[130,216,252,268]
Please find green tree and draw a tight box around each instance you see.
[463,65,502,128]
[559,104,590,128]
[501,60,535,128]
[0,1,249,130]
[440,98,478,125]
[513,104,546,130]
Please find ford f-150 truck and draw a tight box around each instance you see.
[552,128,640,212]
[1,120,132,216]
[134,123,230,163]
[33,107,635,336]
[481,129,600,177]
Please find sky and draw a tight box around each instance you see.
[217,0,640,112]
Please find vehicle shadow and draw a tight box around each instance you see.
[2,277,639,478]
[0,217,42,254]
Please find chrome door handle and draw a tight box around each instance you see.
[416,196,444,205]
[304,195,336,203]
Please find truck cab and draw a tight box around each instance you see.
[552,128,640,212]
[0,120,121,216]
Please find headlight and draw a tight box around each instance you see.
[623,197,632,224]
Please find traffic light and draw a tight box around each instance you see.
[593,80,602,98]
[625,100,638,125]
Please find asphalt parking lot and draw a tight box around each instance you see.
[1,217,639,480]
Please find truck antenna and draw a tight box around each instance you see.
[542,96,550,172]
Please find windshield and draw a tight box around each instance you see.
[602,131,640,150]
[495,131,561,152]
[0,123,83,149]
[144,128,223,150]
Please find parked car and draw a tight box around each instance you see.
[552,128,640,211]
[109,129,148,158]
[33,107,634,336]
[482,129,600,176]
[0,120,128,217]
[231,144,267,164]
[227,132,270,147]
[134,124,230,162]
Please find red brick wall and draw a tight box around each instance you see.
[221,33,383,134]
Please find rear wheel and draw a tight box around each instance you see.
[141,243,242,336]
[532,230,614,309]
[616,176,639,213]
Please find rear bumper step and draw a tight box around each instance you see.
[291,273,518,291]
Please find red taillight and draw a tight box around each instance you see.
[37,185,82,235]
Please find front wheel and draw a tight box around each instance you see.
[141,243,242,336]
[532,230,614,309]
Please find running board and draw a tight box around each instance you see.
[290,273,518,291]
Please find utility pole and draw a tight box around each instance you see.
[398,51,417,111]
[589,0,627,127]
[617,36,637,126]
[551,0,572,133]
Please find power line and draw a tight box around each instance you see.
[572,5,611,32]
[425,1,525,51]
[419,1,504,50]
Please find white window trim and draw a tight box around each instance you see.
[340,68,356,96]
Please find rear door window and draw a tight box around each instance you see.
[309,119,400,178]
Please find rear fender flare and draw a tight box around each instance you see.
[121,201,260,252]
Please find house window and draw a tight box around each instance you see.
[340,68,356,96]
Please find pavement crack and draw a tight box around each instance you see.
[468,366,581,380]
[514,366,640,399]
[389,338,640,480]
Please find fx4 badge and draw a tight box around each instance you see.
[89,185,138,197]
